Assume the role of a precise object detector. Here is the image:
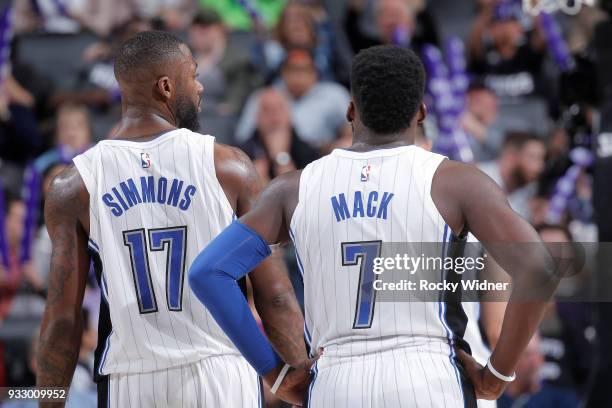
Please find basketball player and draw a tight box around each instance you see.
[188,45,559,406]
[36,31,310,407]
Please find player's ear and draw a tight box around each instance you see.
[156,76,173,100]
[346,101,355,123]
[417,103,427,125]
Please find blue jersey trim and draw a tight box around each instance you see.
[306,360,319,408]
[438,224,465,404]
[289,227,314,357]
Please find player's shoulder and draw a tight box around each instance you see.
[49,163,86,189]
[432,159,506,209]
[213,141,254,182]
[434,158,496,185]
[211,140,263,204]
[45,164,89,223]
[214,141,251,166]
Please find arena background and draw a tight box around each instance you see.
[0,0,611,406]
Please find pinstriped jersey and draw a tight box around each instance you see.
[290,145,460,359]
[73,130,241,376]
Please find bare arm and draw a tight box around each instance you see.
[432,160,558,399]
[37,166,90,408]
[238,170,300,245]
[216,144,307,365]
[240,171,306,365]
[250,249,307,365]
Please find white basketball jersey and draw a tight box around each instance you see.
[73,130,241,377]
[290,145,468,359]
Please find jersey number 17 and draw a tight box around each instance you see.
[123,226,187,314]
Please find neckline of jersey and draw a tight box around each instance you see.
[100,129,183,148]
[331,144,416,158]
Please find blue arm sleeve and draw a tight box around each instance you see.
[188,220,281,375]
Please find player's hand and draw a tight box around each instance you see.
[277,357,317,406]
[263,350,321,406]
[456,349,508,400]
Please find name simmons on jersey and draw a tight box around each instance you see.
[102,176,197,217]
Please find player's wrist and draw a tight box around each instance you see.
[486,356,516,382]
[262,363,285,387]
[478,367,509,400]
[270,363,292,394]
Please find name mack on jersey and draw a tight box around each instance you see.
[102,176,197,217]
[331,191,395,222]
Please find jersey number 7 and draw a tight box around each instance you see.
[341,241,382,329]
[123,226,187,314]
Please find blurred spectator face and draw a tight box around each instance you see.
[56,104,92,151]
[189,21,225,56]
[257,89,292,135]
[518,139,546,183]
[490,19,523,50]
[6,200,25,248]
[512,334,544,395]
[376,0,415,44]
[278,3,316,48]
[467,87,498,126]
[281,50,318,99]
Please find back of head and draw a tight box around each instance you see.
[114,30,204,132]
[350,45,425,135]
[114,30,186,84]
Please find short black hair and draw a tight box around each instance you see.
[502,131,543,150]
[114,30,186,81]
[191,8,222,27]
[350,45,425,135]
[467,77,493,93]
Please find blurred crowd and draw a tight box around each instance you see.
[0,0,609,407]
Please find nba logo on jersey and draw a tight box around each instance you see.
[361,164,371,182]
[141,152,152,168]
